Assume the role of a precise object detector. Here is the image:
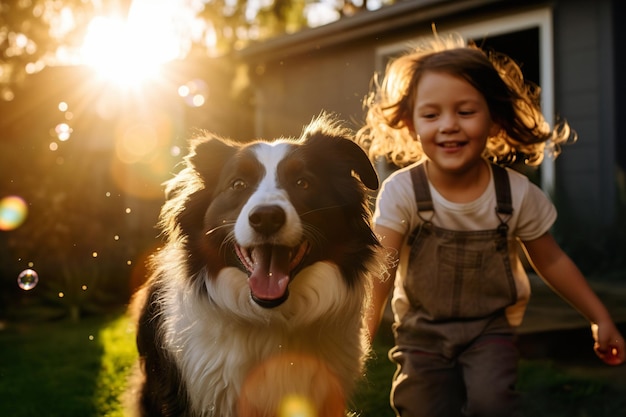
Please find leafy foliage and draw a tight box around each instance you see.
[0,0,98,88]
[0,0,384,93]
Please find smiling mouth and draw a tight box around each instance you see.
[235,242,309,308]
[439,141,467,148]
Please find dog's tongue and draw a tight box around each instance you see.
[249,245,291,301]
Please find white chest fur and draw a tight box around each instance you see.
[160,261,368,417]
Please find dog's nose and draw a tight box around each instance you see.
[248,205,286,235]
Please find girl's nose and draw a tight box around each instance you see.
[438,114,459,133]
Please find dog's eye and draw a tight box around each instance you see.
[296,178,309,189]
[231,179,247,190]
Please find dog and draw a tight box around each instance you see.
[128,115,381,417]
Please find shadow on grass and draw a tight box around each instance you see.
[0,311,136,417]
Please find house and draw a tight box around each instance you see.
[236,0,626,254]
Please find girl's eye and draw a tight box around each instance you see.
[459,110,476,116]
[231,179,247,190]
[296,178,309,189]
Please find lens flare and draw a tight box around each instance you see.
[239,353,345,417]
[0,195,28,230]
[115,123,159,164]
[178,79,208,108]
[17,269,39,290]
[279,395,316,417]
[55,122,72,141]
[110,114,176,199]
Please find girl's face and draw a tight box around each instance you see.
[412,71,499,175]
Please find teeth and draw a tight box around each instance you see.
[440,141,467,148]
[237,246,254,272]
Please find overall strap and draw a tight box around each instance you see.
[491,164,513,217]
[410,164,435,216]
[491,164,513,247]
[409,163,434,213]
[408,163,433,245]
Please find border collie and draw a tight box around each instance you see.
[128,115,381,417]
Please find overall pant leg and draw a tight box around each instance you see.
[390,347,465,417]
[458,326,521,417]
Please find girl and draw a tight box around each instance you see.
[357,33,625,417]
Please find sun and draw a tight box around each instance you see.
[80,0,191,87]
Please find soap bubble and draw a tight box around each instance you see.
[17,269,39,290]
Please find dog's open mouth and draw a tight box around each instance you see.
[235,242,309,308]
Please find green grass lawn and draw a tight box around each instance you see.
[1,313,625,416]
[0,313,135,417]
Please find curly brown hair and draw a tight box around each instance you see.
[357,33,575,167]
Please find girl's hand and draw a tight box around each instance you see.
[591,323,625,365]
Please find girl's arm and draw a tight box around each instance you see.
[365,225,403,343]
[521,232,625,365]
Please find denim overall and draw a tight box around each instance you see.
[390,163,521,417]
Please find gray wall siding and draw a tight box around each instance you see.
[554,0,616,225]
[251,42,376,139]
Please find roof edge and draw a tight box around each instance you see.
[237,0,505,62]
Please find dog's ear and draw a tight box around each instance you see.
[163,134,238,201]
[187,134,239,185]
[160,134,240,243]
[301,115,379,190]
[333,137,379,190]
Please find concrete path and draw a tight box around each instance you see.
[519,273,626,334]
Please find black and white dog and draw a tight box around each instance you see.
[129,115,381,417]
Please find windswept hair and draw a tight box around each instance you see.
[356,32,576,167]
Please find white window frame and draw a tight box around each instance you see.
[376,7,556,194]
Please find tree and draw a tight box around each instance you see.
[0,0,102,95]
[1,0,389,97]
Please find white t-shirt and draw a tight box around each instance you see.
[374,161,557,327]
